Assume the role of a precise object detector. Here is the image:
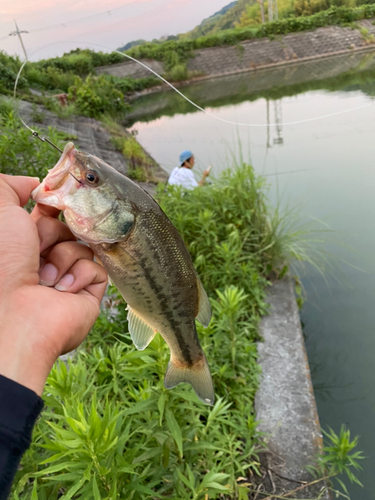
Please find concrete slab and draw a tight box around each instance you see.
[255,278,329,498]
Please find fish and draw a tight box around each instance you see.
[32,142,215,405]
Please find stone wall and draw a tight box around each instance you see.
[96,59,164,79]
[125,49,375,123]
[96,20,375,81]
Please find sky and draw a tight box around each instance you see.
[0,0,231,61]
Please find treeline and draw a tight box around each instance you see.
[237,0,375,25]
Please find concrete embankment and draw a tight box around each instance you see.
[96,19,375,81]
[16,100,167,194]
[255,278,329,498]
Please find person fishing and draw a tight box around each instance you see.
[168,150,211,189]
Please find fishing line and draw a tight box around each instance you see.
[12,38,375,147]
[14,59,63,152]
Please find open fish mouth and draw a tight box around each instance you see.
[31,142,80,209]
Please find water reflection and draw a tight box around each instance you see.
[125,49,375,126]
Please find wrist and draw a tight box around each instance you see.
[0,337,52,396]
[0,296,53,396]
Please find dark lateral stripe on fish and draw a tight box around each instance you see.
[137,254,194,366]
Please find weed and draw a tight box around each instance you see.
[30,103,45,124]
[306,425,364,497]
[110,130,156,182]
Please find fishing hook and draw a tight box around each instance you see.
[32,131,63,153]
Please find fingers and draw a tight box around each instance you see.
[32,203,61,220]
[56,259,108,305]
[39,241,94,286]
[38,240,108,304]
[0,175,40,209]
[36,215,76,254]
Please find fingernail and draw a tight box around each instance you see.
[39,263,58,286]
[55,274,74,291]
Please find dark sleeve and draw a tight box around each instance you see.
[0,375,44,500]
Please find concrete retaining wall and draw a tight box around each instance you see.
[96,20,375,81]
[255,278,329,498]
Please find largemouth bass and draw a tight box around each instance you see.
[32,142,214,405]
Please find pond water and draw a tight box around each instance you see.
[127,51,375,498]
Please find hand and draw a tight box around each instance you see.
[0,174,108,396]
[203,166,212,178]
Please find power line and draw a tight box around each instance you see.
[18,0,148,35]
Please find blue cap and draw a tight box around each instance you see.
[179,150,193,166]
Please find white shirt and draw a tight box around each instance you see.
[168,166,198,190]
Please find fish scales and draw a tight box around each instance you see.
[32,142,215,405]
[91,213,202,365]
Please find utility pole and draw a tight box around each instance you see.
[9,20,28,60]
[266,99,271,149]
[273,100,283,145]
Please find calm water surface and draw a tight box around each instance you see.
[128,55,375,498]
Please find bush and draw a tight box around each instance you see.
[36,49,124,75]
[67,74,129,118]
[169,63,189,81]
[0,100,70,179]
[25,66,77,92]
[0,51,28,92]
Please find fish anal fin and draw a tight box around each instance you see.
[164,355,215,405]
[196,278,212,327]
[127,306,157,351]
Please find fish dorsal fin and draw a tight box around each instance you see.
[196,278,212,327]
[127,306,157,350]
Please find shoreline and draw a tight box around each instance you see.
[96,19,375,100]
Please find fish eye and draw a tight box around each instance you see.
[85,170,99,185]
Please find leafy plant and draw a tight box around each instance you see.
[0,100,68,180]
[30,103,45,124]
[67,75,129,119]
[305,425,364,498]
[111,131,155,182]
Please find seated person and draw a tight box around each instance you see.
[168,151,211,189]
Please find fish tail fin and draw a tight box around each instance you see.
[164,355,215,406]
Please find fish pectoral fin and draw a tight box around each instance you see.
[94,256,114,286]
[127,306,157,351]
[195,277,212,327]
[164,355,215,406]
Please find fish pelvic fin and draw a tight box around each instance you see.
[196,277,211,327]
[164,355,215,406]
[127,306,157,350]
